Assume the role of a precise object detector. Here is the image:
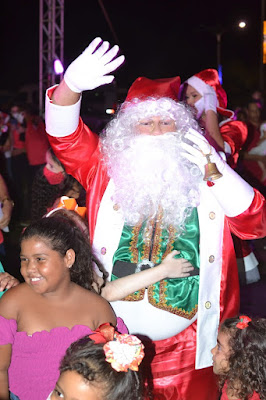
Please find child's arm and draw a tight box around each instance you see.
[205,110,225,150]
[0,344,12,400]
[99,250,194,302]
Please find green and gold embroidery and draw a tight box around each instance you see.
[111,208,200,318]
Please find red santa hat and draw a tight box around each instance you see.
[124,76,181,103]
[183,69,234,119]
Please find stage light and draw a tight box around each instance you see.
[54,59,64,74]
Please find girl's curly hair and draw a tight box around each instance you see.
[219,316,266,400]
[21,209,108,292]
[59,336,144,400]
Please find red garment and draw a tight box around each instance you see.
[25,117,49,166]
[143,322,219,399]
[221,381,261,400]
[220,120,248,169]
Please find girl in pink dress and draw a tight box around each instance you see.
[211,316,266,400]
[0,212,127,400]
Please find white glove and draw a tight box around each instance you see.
[64,37,125,93]
[181,128,226,175]
[203,85,217,113]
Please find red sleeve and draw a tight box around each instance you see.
[226,189,266,239]
[48,119,102,191]
[220,121,248,168]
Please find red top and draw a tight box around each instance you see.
[25,117,50,165]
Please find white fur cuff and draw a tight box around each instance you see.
[45,86,81,137]
[209,163,255,217]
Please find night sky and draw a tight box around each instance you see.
[0,0,263,108]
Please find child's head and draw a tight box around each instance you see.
[20,211,98,291]
[50,326,144,400]
[211,315,266,400]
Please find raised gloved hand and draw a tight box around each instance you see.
[64,37,125,93]
[181,128,226,176]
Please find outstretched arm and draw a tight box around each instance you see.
[96,251,194,302]
[45,38,124,192]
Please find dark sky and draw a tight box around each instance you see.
[0,0,263,107]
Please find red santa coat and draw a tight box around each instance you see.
[46,89,266,398]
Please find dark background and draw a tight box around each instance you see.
[0,0,264,109]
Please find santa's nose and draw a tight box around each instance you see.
[150,122,164,135]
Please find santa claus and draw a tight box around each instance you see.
[45,37,266,399]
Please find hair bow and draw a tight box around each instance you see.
[46,196,87,218]
[236,315,252,330]
[89,323,145,372]
[89,323,116,344]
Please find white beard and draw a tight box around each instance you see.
[106,133,202,235]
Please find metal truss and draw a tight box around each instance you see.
[39,0,64,114]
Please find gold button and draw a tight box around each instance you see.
[209,255,215,263]
[101,247,107,255]
[113,204,120,211]
[209,212,215,220]
[205,301,211,309]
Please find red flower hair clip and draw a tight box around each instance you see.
[236,315,252,329]
[88,323,145,372]
[104,333,145,372]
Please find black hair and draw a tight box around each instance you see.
[58,335,144,400]
[21,210,108,291]
[219,316,266,400]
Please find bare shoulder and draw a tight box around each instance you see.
[0,283,30,319]
[78,285,112,307]
[75,285,117,327]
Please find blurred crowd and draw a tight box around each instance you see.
[234,90,266,197]
[0,101,86,273]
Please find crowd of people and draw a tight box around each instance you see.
[0,37,265,399]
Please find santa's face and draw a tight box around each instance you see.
[136,116,176,136]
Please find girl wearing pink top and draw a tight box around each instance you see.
[211,316,266,400]
[0,211,127,400]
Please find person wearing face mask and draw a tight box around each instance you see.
[179,69,248,170]
[31,147,84,222]
[179,70,261,286]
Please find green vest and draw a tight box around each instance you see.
[112,208,200,319]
